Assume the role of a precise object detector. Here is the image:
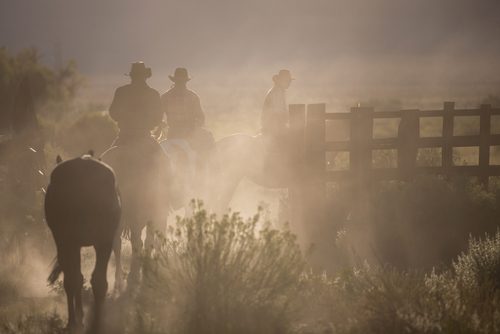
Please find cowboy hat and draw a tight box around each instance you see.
[126,61,152,78]
[169,67,191,83]
[272,69,294,82]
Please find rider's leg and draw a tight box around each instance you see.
[144,220,155,256]
[190,128,216,206]
[128,226,143,289]
[112,225,123,293]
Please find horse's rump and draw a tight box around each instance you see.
[100,140,171,228]
[45,156,121,245]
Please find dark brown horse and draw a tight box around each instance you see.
[45,154,121,333]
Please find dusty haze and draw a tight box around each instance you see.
[2,0,500,235]
[1,2,500,331]
[1,0,499,110]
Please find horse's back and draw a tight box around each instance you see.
[216,133,258,148]
[49,155,114,185]
[100,140,172,224]
[45,155,121,245]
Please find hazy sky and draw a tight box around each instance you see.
[1,0,500,105]
[1,0,499,71]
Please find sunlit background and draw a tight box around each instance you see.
[3,0,499,217]
[0,0,500,332]
[2,0,499,108]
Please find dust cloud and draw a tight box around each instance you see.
[1,0,500,331]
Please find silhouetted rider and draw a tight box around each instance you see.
[109,62,162,146]
[161,68,214,165]
[260,70,296,176]
[261,69,294,137]
[161,68,204,139]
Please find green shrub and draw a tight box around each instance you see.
[139,203,305,334]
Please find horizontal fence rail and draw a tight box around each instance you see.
[289,102,500,189]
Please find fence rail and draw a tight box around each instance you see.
[289,102,500,190]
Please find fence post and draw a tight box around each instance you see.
[289,104,306,160]
[306,104,326,183]
[479,103,491,189]
[350,106,374,191]
[288,104,306,229]
[303,104,326,226]
[398,109,419,180]
[442,102,455,176]
[349,106,373,225]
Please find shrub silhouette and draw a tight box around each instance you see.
[138,202,305,334]
[299,230,500,334]
[370,175,500,268]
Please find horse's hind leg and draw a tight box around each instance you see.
[215,175,241,216]
[128,227,143,289]
[91,242,112,333]
[61,245,84,331]
[113,227,123,293]
[145,220,155,256]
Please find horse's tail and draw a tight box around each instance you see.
[47,258,62,285]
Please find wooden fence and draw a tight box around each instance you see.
[290,102,500,189]
[287,102,500,226]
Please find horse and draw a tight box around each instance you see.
[211,133,296,213]
[45,154,121,333]
[159,132,295,215]
[159,138,209,211]
[100,137,172,291]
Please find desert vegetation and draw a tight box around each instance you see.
[0,203,499,333]
[1,47,500,333]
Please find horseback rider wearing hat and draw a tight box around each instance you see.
[261,69,294,137]
[261,69,295,172]
[161,68,205,138]
[109,62,163,147]
[161,68,215,166]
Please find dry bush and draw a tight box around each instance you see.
[135,203,305,334]
[0,313,65,334]
[369,175,498,268]
[298,230,500,334]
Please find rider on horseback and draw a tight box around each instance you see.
[109,62,163,150]
[107,62,171,287]
[261,69,294,166]
[261,69,294,138]
[161,68,215,168]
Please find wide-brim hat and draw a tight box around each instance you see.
[272,69,295,82]
[169,67,191,82]
[126,61,152,78]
